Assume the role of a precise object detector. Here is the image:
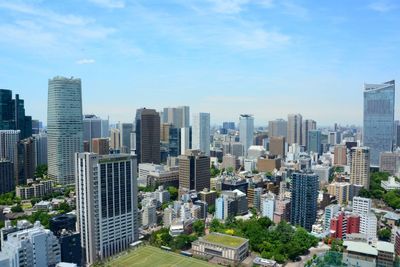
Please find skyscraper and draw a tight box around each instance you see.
[290,171,319,231]
[287,114,302,145]
[134,108,160,164]
[307,130,322,155]
[110,128,121,150]
[192,112,210,156]
[350,147,371,189]
[268,119,287,138]
[179,149,210,193]
[0,89,32,139]
[269,136,286,157]
[0,159,14,194]
[239,114,254,157]
[302,119,316,149]
[14,137,36,185]
[33,132,48,166]
[0,130,20,163]
[47,76,83,185]
[83,114,103,150]
[117,122,134,153]
[75,153,139,265]
[162,106,190,128]
[363,80,395,165]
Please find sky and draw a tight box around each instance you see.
[0,0,399,126]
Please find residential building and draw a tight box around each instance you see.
[302,119,316,149]
[363,80,395,165]
[334,144,347,166]
[0,89,32,139]
[178,149,210,193]
[268,119,287,138]
[352,197,377,243]
[376,241,395,267]
[110,128,121,150]
[324,204,340,231]
[350,147,370,189]
[239,114,254,157]
[192,233,249,265]
[0,159,14,194]
[75,153,139,265]
[273,198,291,224]
[290,171,319,231]
[330,212,360,239]
[0,221,60,267]
[287,114,302,145]
[261,192,275,220]
[216,190,248,220]
[48,76,83,185]
[134,108,161,164]
[192,112,210,156]
[327,182,352,205]
[142,205,157,228]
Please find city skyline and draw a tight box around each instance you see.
[0,1,399,125]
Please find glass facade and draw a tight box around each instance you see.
[363,80,395,165]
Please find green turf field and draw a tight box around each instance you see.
[106,246,215,267]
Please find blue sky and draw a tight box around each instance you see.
[0,0,399,126]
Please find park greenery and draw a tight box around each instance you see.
[210,164,221,177]
[149,228,198,251]
[35,164,48,178]
[210,217,319,264]
[359,171,400,209]
[0,192,20,205]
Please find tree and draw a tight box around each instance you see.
[210,218,223,232]
[358,188,371,198]
[210,164,221,177]
[56,202,72,213]
[378,228,392,241]
[11,204,23,213]
[193,220,205,236]
[168,186,178,201]
[207,204,215,214]
[35,164,48,178]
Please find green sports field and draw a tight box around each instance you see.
[106,246,215,267]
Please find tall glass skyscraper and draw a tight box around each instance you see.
[239,114,254,157]
[192,112,210,156]
[48,76,83,185]
[363,80,395,165]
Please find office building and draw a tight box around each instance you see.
[215,190,248,220]
[302,119,316,148]
[0,130,20,163]
[0,221,60,267]
[363,80,395,165]
[0,89,32,139]
[138,163,179,187]
[110,128,121,150]
[134,108,160,164]
[192,112,210,156]
[222,122,235,131]
[92,138,109,155]
[330,212,360,239]
[180,127,191,155]
[199,188,217,206]
[83,115,102,143]
[162,106,190,128]
[261,193,275,220]
[350,147,370,189]
[116,122,133,153]
[268,119,287,138]
[287,114,302,145]
[269,136,285,157]
[290,171,319,231]
[307,130,322,155]
[179,149,210,192]
[334,144,347,166]
[327,182,352,205]
[14,137,36,185]
[379,151,400,176]
[48,76,83,185]
[75,153,139,265]
[0,159,14,194]
[33,132,47,166]
[142,205,157,228]
[329,131,342,146]
[239,114,254,157]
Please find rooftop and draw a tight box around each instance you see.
[376,241,394,254]
[201,232,247,248]
[343,241,378,256]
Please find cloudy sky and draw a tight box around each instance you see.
[0,0,399,126]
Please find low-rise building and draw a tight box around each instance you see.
[192,233,249,265]
[16,180,53,199]
[381,176,400,191]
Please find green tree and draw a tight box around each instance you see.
[210,164,221,177]
[210,218,223,232]
[56,202,72,213]
[35,164,48,178]
[378,228,392,241]
[207,204,215,214]
[193,220,205,236]
[11,204,23,213]
[168,186,178,201]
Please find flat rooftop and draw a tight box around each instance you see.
[201,233,247,248]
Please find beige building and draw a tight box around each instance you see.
[179,149,210,193]
[199,188,217,206]
[92,138,109,155]
[350,147,370,189]
[269,136,285,157]
[257,157,281,173]
[110,128,121,150]
[334,144,347,166]
[327,181,352,205]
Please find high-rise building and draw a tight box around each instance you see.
[302,119,316,148]
[0,89,32,139]
[287,114,302,145]
[290,171,319,231]
[352,197,377,242]
[324,204,340,231]
[0,221,61,267]
[222,122,235,131]
[75,153,139,265]
[363,80,395,165]
[269,136,285,157]
[162,106,190,128]
[92,138,109,155]
[134,108,160,164]
[117,122,133,153]
[268,119,287,138]
[0,159,14,194]
[0,130,20,163]
[14,137,36,185]
[110,128,121,150]
[192,112,210,156]
[180,127,191,155]
[239,114,254,157]
[334,144,347,166]
[178,149,210,192]
[83,114,102,143]
[350,147,370,189]
[48,76,83,185]
[379,151,400,176]
[261,192,275,220]
[307,130,322,155]
[329,131,341,146]
[33,132,48,166]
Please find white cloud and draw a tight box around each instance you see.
[282,1,309,19]
[76,58,96,64]
[368,1,397,12]
[231,29,290,50]
[88,0,125,9]
[208,0,249,14]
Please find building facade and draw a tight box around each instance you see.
[192,112,211,156]
[134,108,160,164]
[350,147,370,189]
[178,150,210,193]
[239,114,254,157]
